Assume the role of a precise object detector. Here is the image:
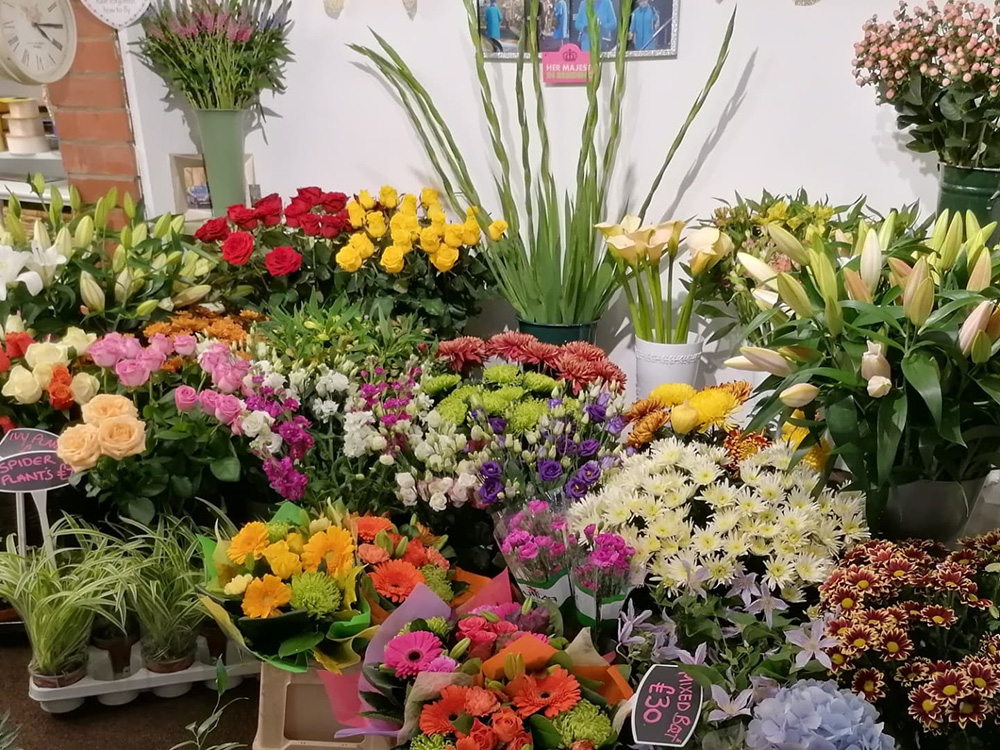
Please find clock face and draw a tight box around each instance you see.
[0,0,76,83]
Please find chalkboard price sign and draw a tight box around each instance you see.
[0,429,72,492]
[632,665,703,747]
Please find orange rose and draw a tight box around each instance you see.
[492,708,524,744]
[57,424,101,472]
[82,394,138,426]
[96,416,147,460]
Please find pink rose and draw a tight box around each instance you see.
[122,337,143,359]
[199,343,230,374]
[174,386,199,412]
[212,364,246,394]
[148,334,174,356]
[138,346,167,372]
[89,335,127,368]
[172,334,197,357]
[214,394,244,425]
[115,358,151,388]
[198,389,221,415]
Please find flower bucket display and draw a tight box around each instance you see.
[494,501,575,608]
[937,164,1000,227]
[570,530,635,637]
[517,319,598,346]
[634,333,703,397]
[194,109,248,217]
[883,477,987,544]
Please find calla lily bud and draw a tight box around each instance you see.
[971,330,993,364]
[777,273,813,317]
[73,216,94,249]
[54,227,73,259]
[740,346,796,376]
[724,355,766,372]
[111,245,127,273]
[860,231,883,292]
[867,376,892,398]
[606,234,639,265]
[939,213,965,271]
[132,222,148,245]
[861,341,891,382]
[780,383,819,408]
[79,271,105,313]
[766,224,809,266]
[968,250,993,292]
[808,248,839,305]
[135,299,160,317]
[928,210,950,252]
[670,402,700,435]
[172,284,212,307]
[887,257,913,289]
[152,214,172,239]
[825,296,844,336]
[752,288,779,311]
[877,211,897,252]
[843,269,873,303]
[738,252,779,290]
[32,220,50,249]
[960,301,995,356]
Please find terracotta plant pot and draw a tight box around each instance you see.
[30,663,87,689]
[0,607,18,623]
[201,620,229,661]
[144,653,196,674]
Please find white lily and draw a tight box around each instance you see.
[0,246,42,301]
[27,239,68,287]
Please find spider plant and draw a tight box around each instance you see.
[0,522,133,678]
[130,517,206,665]
[0,713,20,750]
[352,0,736,326]
[170,662,246,750]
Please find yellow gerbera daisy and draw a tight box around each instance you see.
[263,541,303,580]
[649,383,697,409]
[227,521,270,564]
[302,526,355,577]
[242,575,291,619]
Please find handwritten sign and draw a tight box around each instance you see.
[542,44,591,85]
[80,0,153,30]
[632,665,703,747]
[0,428,59,456]
[0,429,72,492]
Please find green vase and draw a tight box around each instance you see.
[517,319,598,345]
[195,109,248,217]
[937,164,1000,225]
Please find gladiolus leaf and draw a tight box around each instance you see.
[901,351,941,431]
[876,390,907,487]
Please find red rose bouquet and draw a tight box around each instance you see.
[792,534,1000,749]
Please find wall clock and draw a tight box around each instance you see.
[0,0,78,85]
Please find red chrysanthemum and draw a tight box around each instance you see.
[878,628,912,661]
[437,337,487,372]
[844,567,883,595]
[964,661,1000,697]
[852,668,886,701]
[896,662,931,686]
[520,339,562,367]
[949,694,988,729]
[486,332,537,362]
[828,647,854,674]
[841,625,876,655]
[555,353,599,393]
[921,605,957,628]
[882,557,915,583]
[908,686,945,731]
[594,358,627,387]
[560,341,606,363]
[927,669,970,705]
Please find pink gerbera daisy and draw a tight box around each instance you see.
[384,631,444,678]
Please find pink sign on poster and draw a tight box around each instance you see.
[542,44,590,85]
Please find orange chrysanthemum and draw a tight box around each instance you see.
[358,543,390,565]
[228,521,270,564]
[426,546,450,570]
[241,575,291,619]
[419,684,470,735]
[628,410,670,448]
[626,398,664,424]
[512,667,581,718]
[354,516,394,543]
[371,560,425,603]
[723,429,771,468]
[301,526,355,577]
[716,380,753,404]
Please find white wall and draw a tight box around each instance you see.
[119,0,940,390]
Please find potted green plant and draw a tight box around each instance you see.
[131,518,207,696]
[854,1,1000,224]
[734,209,1000,542]
[595,217,733,394]
[137,1,293,215]
[0,713,19,750]
[353,0,735,343]
[0,524,131,697]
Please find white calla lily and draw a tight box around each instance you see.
[0,245,42,301]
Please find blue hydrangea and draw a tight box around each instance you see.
[746,680,894,750]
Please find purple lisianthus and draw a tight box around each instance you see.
[577,460,601,486]
[489,417,507,434]
[578,439,600,458]
[480,461,502,480]
[555,436,578,457]
[547,398,563,409]
[585,402,607,423]
[564,475,591,500]
[478,477,503,506]
[538,459,563,483]
[608,415,627,435]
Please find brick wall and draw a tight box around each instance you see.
[45,1,140,212]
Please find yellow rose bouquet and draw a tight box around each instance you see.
[199,501,376,673]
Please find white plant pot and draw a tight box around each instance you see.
[634,334,703,398]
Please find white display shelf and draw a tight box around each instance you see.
[0,178,70,202]
[0,150,62,161]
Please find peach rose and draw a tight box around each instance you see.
[82,394,138,426]
[57,424,101,472]
[96,416,146,460]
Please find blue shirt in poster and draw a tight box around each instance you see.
[485,4,502,40]
[574,0,618,51]
[630,5,657,50]
[553,0,568,41]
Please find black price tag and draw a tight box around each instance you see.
[631,665,703,747]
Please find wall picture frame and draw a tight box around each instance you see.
[477,0,678,61]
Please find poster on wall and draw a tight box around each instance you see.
[478,0,678,60]
[80,0,153,29]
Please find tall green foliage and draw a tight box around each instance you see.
[353,1,736,324]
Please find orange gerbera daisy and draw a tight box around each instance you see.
[241,575,291,619]
[371,560,425,603]
[228,521,270,564]
[302,526,355,576]
[512,667,581,718]
[354,515,394,543]
[419,684,470,735]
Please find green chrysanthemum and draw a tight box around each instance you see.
[267,521,293,543]
[495,385,526,403]
[509,398,548,433]
[483,363,523,386]
[436,395,469,424]
[482,391,513,415]
[423,616,452,638]
[523,371,558,394]
[553,700,613,747]
[422,374,462,397]
[420,565,454,603]
[410,735,450,750]
[290,572,343,618]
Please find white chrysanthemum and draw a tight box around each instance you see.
[648,513,684,542]
[709,509,742,535]
[748,536,773,557]
[691,529,723,556]
[690,462,723,486]
[795,552,832,585]
[740,466,762,486]
[706,555,737,586]
[763,556,796,590]
[756,475,786,503]
[775,534,805,558]
[721,533,750,559]
[842,515,871,546]
[605,500,632,526]
[700,481,739,508]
